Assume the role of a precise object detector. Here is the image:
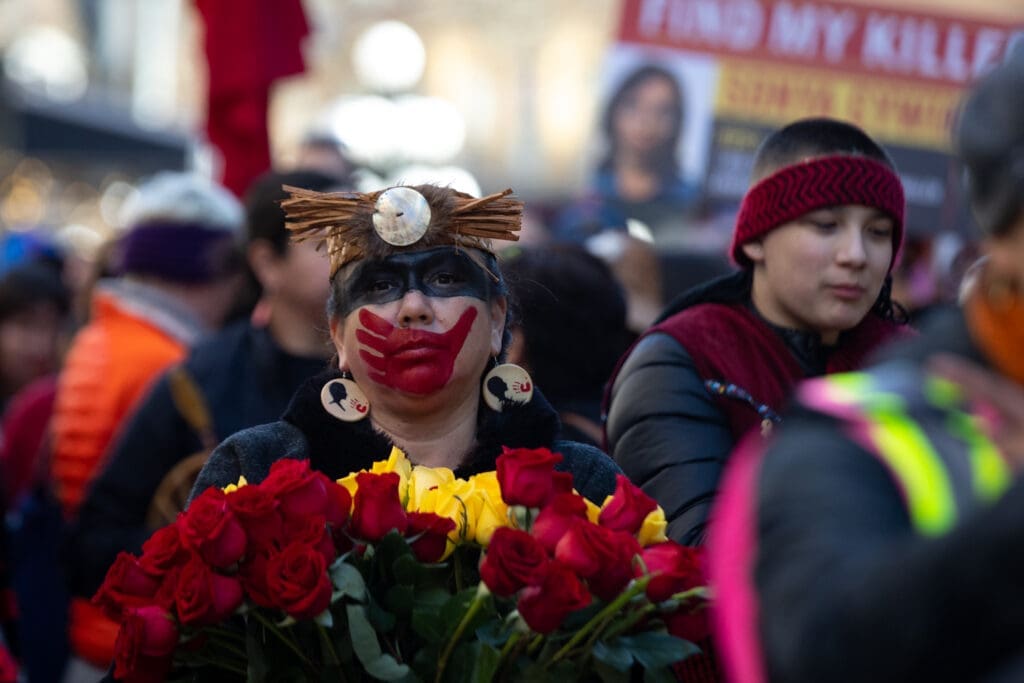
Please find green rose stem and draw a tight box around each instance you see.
[205,631,249,662]
[495,632,523,666]
[435,585,490,682]
[194,653,248,676]
[546,577,651,667]
[249,609,316,671]
[317,623,341,666]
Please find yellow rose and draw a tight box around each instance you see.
[584,495,602,524]
[336,447,413,502]
[415,478,478,558]
[407,465,456,511]
[636,506,668,546]
[222,475,248,493]
[336,471,360,499]
[464,472,510,546]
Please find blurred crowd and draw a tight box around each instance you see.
[0,13,1019,683]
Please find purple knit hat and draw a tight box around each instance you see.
[114,173,244,283]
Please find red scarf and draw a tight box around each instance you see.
[655,304,905,438]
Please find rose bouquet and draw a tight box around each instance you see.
[94,446,709,682]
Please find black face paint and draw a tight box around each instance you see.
[334,247,494,317]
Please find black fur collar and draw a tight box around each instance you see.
[282,369,560,480]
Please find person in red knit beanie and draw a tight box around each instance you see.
[605,116,910,547]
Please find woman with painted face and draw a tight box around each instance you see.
[604,117,911,546]
[189,184,620,504]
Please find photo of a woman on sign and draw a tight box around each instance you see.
[556,63,702,242]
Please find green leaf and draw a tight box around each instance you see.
[592,639,634,672]
[315,609,334,629]
[592,659,632,683]
[377,530,414,572]
[474,618,513,648]
[439,587,479,638]
[367,594,398,633]
[616,631,700,670]
[471,642,502,682]
[644,665,681,683]
[346,603,410,681]
[246,616,270,683]
[385,584,416,618]
[331,561,367,602]
[365,654,413,681]
[410,590,449,644]
[392,553,424,585]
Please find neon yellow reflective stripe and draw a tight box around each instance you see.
[925,375,1010,502]
[863,406,958,536]
[821,372,1008,536]
[946,412,1010,502]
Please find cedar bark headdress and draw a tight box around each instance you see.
[282,184,522,278]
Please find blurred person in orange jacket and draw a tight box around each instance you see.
[52,172,246,679]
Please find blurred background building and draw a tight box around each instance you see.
[0,0,1020,306]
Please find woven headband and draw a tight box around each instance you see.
[282,184,523,278]
[729,155,905,268]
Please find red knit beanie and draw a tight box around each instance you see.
[729,155,905,269]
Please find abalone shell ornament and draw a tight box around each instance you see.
[372,187,432,246]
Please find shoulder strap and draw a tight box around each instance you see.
[166,365,217,451]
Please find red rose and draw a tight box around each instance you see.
[480,527,550,597]
[283,514,336,566]
[405,511,456,563]
[262,458,328,521]
[664,606,709,644]
[316,472,352,528]
[179,488,247,568]
[138,524,189,576]
[554,520,640,601]
[152,565,183,613]
[496,446,564,508]
[552,471,575,495]
[638,542,705,603]
[174,555,243,627]
[93,552,162,619]
[598,475,658,535]
[265,542,332,620]
[531,493,588,553]
[516,561,591,633]
[225,484,283,552]
[238,551,276,609]
[349,472,407,542]
[113,606,178,683]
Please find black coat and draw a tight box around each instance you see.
[755,308,1024,682]
[606,272,850,545]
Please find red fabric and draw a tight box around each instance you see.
[194,0,309,196]
[653,304,905,440]
[0,376,57,509]
[729,155,905,268]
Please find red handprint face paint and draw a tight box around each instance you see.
[355,307,478,395]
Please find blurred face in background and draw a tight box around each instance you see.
[275,241,333,323]
[612,74,680,160]
[0,302,65,396]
